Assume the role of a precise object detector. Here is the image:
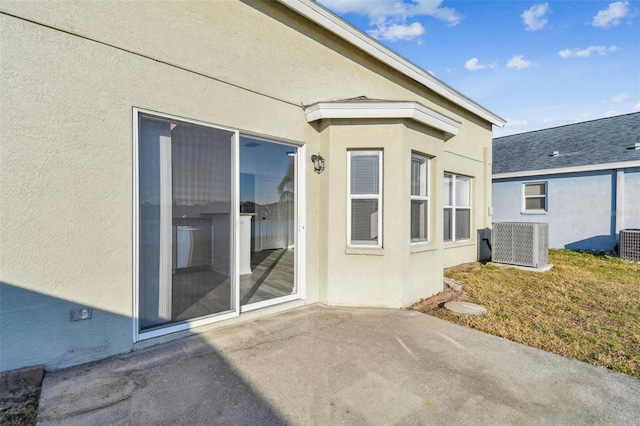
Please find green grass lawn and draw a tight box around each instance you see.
[427,250,640,377]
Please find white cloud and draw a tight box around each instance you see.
[318,0,462,42]
[506,119,530,128]
[464,58,497,71]
[507,55,534,69]
[610,93,631,103]
[603,110,622,118]
[521,3,549,31]
[464,58,484,71]
[593,1,630,28]
[558,45,618,58]
[635,103,640,111]
[369,22,425,41]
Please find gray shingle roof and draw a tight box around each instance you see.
[493,112,640,175]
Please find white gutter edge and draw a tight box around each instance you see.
[493,160,640,179]
[277,0,506,128]
[305,101,462,136]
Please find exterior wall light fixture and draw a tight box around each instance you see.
[311,154,325,174]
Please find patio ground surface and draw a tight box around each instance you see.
[38,305,640,425]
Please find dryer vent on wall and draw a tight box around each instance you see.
[492,222,548,269]
[619,229,640,261]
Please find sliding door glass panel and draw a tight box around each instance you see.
[239,137,296,306]
[139,114,235,331]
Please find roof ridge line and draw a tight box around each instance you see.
[495,111,640,140]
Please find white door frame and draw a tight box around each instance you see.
[133,108,305,342]
[241,141,305,312]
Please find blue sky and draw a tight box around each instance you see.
[316,0,639,136]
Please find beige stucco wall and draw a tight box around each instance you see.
[0,0,494,371]
[441,144,493,268]
[316,120,451,308]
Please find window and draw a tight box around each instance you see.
[443,173,471,242]
[523,182,547,212]
[348,150,382,247]
[410,153,429,243]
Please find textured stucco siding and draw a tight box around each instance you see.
[0,5,320,371]
[492,170,623,251]
[1,1,493,371]
[621,168,640,229]
[442,145,492,268]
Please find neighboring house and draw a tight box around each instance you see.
[0,0,505,372]
[492,112,640,252]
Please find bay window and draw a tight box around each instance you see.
[410,153,429,243]
[444,173,471,242]
[348,150,382,247]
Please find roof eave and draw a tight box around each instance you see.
[277,0,506,128]
[493,160,640,179]
[305,101,462,137]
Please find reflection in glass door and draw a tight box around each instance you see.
[239,137,297,308]
[138,114,236,332]
[136,111,300,337]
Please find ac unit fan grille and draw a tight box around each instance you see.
[492,222,548,268]
[619,229,640,261]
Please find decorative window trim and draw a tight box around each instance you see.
[443,173,472,243]
[410,152,430,244]
[347,149,383,248]
[304,101,461,137]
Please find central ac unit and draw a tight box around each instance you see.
[619,229,640,261]
[492,222,548,269]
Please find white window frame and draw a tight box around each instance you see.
[522,181,547,214]
[444,173,472,243]
[410,152,430,243]
[347,149,383,248]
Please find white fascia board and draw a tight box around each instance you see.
[277,0,506,128]
[305,101,461,136]
[493,160,640,179]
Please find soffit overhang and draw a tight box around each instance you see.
[304,100,462,137]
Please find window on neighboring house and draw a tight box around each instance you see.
[523,182,547,212]
[443,173,471,242]
[348,150,382,247]
[410,153,429,243]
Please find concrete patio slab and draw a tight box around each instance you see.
[37,305,640,425]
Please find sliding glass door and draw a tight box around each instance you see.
[136,111,300,338]
[239,137,297,310]
[138,114,236,332]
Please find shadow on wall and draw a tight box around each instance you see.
[0,281,287,423]
[0,281,132,372]
[564,235,618,253]
[477,228,492,262]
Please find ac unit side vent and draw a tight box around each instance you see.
[492,222,549,269]
[619,229,640,261]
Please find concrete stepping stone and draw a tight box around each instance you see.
[444,301,487,315]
